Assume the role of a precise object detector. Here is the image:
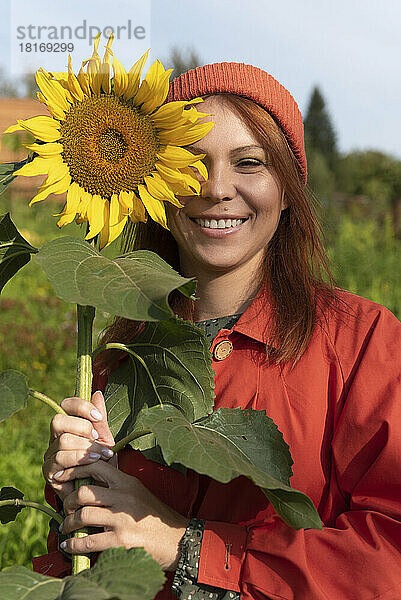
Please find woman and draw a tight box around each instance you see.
[35,63,401,599]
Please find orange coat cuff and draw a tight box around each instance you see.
[197,520,247,592]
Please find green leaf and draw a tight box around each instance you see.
[71,547,165,600]
[0,157,31,195]
[0,213,38,294]
[104,319,215,449]
[0,566,62,599]
[35,237,196,321]
[141,404,323,530]
[0,486,24,524]
[0,549,164,600]
[0,370,28,423]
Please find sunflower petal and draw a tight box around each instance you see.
[186,159,209,181]
[76,189,92,220]
[111,50,128,97]
[130,191,147,223]
[99,201,111,250]
[12,156,51,177]
[118,190,134,213]
[56,204,77,227]
[56,184,83,227]
[36,91,47,104]
[40,158,69,187]
[124,48,150,100]
[134,60,173,114]
[85,194,107,239]
[158,122,214,146]
[108,193,128,245]
[150,99,203,125]
[168,180,198,197]
[101,33,113,94]
[66,55,85,102]
[36,68,71,114]
[87,33,102,94]
[156,145,206,168]
[24,142,63,158]
[77,61,91,96]
[145,173,184,208]
[138,184,168,229]
[155,162,200,194]
[29,172,71,206]
[3,116,61,142]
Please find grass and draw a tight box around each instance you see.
[0,192,400,570]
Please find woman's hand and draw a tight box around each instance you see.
[54,460,189,571]
[43,390,116,500]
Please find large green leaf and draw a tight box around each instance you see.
[0,370,28,423]
[0,486,24,524]
[35,237,196,321]
[141,404,323,530]
[0,213,38,294]
[104,319,215,448]
[70,547,165,600]
[0,566,62,600]
[0,548,165,600]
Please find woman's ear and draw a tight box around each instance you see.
[281,189,288,211]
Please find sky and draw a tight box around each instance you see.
[1,0,400,159]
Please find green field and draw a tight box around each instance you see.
[0,193,400,570]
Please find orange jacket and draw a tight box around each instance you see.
[33,288,401,599]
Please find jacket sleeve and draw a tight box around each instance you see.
[196,305,401,600]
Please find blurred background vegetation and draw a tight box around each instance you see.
[0,48,400,570]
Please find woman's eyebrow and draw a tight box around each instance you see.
[185,144,264,155]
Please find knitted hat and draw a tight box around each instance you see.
[166,62,307,185]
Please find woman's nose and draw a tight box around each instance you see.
[200,165,236,202]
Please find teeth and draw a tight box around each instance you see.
[193,218,246,229]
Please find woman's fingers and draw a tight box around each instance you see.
[54,459,131,490]
[63,484,114,516]
[61,505,115,534]
[60,530,117,554]
[50,412,99,442]
[89,391,116,446]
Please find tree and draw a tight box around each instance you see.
[162,46,202,78]
[337,150,401,238]
[304,86,338,170]
[21,71,39,99]
[0,66,19,97]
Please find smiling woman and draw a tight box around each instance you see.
[35,62,401,600]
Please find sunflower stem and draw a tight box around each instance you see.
[0,499,63,524]
[28,389,67,415]
[111,428,152,454]
[72,302,95,575]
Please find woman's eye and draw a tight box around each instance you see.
[237,159,264,168]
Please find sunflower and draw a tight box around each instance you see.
[3,34,213,248]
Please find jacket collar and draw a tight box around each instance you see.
[230,283,272,346]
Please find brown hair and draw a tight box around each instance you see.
[94,93,349,375]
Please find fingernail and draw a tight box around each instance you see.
[90,409,103,421]
[60,541,67,549]
[53,470,64,479]
[89,452,101,459]
[58,523,64,533]
[102,447,114,458]
[92,428,99,440]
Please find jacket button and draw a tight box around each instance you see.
[213,340,233,361]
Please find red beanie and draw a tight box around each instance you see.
[166,62,307,185]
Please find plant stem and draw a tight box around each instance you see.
[0,499,63,524]
[29,390,67,415]
[72,303,95,575]
[111,429,152,454]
